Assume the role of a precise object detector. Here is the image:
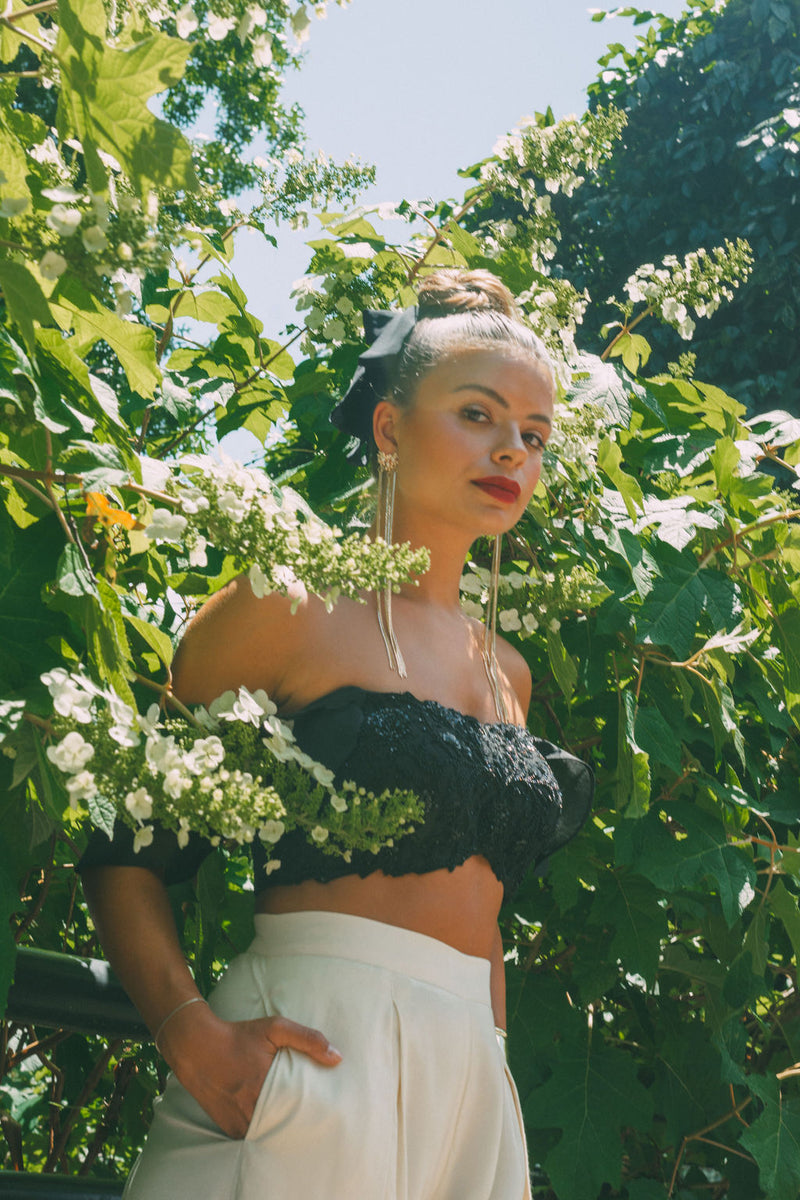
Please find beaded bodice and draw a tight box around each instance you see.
[252,686,593,899]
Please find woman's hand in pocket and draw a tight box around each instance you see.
[159,1001,343,1138]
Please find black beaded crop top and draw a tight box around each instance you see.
[78,686,594,901]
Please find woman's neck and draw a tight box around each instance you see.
[381,506,474,611]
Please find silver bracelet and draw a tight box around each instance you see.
[154,996,207,1054]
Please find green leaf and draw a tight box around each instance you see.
[525,1044,654,1200]
[0,261,53,354]
[87,791,117,840]
[546,626,577,701]
[616,801,757,927]
[0,840,19,1016]
[0,517,67,692]
[710,436,741,494]
[609,331,651,373]
[122,612,173,668]
[617,689,651,816]
[768,881,800,965]
[638,560,739,660]
[740,1076,800,1200]
[635,704,683,773]
[588,868,667,984]
[55,0,196,195]
[598,436,644,518]
[52,278,161,398]
[567,354,633,428]
[56,544,99,598]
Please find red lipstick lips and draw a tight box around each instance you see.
[472,476,521,503]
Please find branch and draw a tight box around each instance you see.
[600,305,653,362]
[2,0,57,17]
[404,189,488,287]
[699,508,800,567]
[0,463,176,507]
[134,673,200,726]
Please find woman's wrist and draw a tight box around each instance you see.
[154,996,208,1055]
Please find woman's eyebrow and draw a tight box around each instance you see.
[453,383,552,426]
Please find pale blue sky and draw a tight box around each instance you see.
[229,0,688,333]
[217,0,689,459]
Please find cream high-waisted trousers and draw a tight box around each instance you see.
[124,911,531,1200]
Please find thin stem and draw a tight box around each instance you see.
[600,306,653,362]
[133,674,200,726]
[405,189,488,287]
[44,429,76,544]
[1,19,51,50]
[155,326,305,460]
[3,0,57,18]
[699,508,800,567]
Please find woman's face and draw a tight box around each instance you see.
[380,346,555,538]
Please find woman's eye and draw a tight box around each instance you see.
[462,406,490,423]
[523,430,546,450]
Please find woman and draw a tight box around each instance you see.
[80,269,593,1199]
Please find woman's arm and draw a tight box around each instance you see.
[82,865,341,1138]
[490,923,507,1032]
[80,581,342,1138]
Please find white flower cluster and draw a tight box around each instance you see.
[459,559,609,638]
[142,451,429,605]
[621,239,754,341]
[517,280,591,372]
[37,671,423,868]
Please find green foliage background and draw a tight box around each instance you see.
[468,0,800,417]
[1,2,800,1198]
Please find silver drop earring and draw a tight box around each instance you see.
[482,534,509,722]
[376,449,407,678]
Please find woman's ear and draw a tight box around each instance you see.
[372,398,401,456]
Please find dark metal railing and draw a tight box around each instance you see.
[2,946,147,1197]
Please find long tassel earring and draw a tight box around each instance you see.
[376,450,407,678]
[482,534,509,722]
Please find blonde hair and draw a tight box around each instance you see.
[389,269,552,408]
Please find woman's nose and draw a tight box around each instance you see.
[491,427,527,466]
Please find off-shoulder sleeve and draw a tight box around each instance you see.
[77,820,214,886]
[531,736,595,872]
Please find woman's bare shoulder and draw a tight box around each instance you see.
[495,635,532,721]
[171,576,318,707]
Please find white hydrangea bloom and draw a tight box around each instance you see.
[145,509,188,541]
[81,225,108,253]
[163,769,191,800]
[39,250,68,280]
[41,670,94,724]
[248,563,270,599]
[66,771,95,807]
[133,825,154,852]
[187,735,225,773]
[188,535,207,568]
[125,787,153,821]
[137,704,161,736]
[46,204,82,236]
[252,32,273,65]
[311,825,329,843]
[218,490,249,522]
[330,794,347,813]
[145,733,182,774]
[208,14,236,39]
[499,609,522,633]
[260,819,285,843]
[47,731,94,773]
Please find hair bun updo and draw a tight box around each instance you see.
[415,269,519,320]
[330,268,552,458]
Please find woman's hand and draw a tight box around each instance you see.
[159,1001,342,1139]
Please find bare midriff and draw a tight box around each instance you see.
[254,854,504,961]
